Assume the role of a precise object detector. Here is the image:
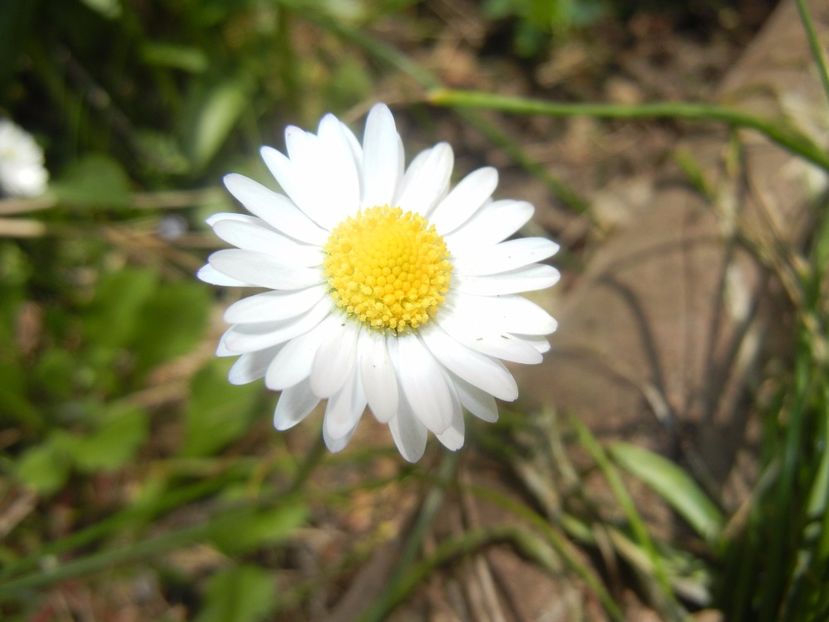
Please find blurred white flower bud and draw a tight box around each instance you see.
[0,119,49,198]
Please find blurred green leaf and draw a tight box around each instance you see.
[141,42,208,73]
[85,267,158,351]
[66,404,149,472]
[210,502,307,555]
[80,0,122,19]
[610,442,724,542]
[32,348,77,402]
[324,58,372,108]
[183,78,251,170]
[52,154,132,208]
[134,130,191,176]
[15,435,72,495]
[196,565,276,622]
[0,362,40,428]
[181,360,261,457]
[131,281,210,373]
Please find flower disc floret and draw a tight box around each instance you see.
[323,205,452,332]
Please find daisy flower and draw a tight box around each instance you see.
[0,119,48,198]
[199,103,559,462]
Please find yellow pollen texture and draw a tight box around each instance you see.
[323,206,452,332]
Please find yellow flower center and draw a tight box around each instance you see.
[323,206,452,333]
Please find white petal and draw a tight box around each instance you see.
[212,219,324,266]
[444,199,534,253]
[264,314,340,390]
[284,125,315,160]
[270,131,336,228]
[339,118,363,163]
[519,334,551,353]
[358,330,398,423]
[451,373,498,422]
[431,167,498,234]
[454,264,560,296]
[323,366,367,443]
[208,249,324,290]
[389,395,428,463]
[390,333,453,434]
[224,286,328,324]
[216,333,236,357]
[197,264,250,287]
[419,324,518,402]
[438,311,542,364]
[274,378,320,431]
[222,297,333,353]
[448,294,557,336]
[436,375,464,450]
[205,212,263,228]
[395,143,454,216]
[310,318,360,397]
[454,238,559,276]
[223,173,329,245]
[323,410,360,453]
[318,113,362,218]
[361,103,402,208]
[228,346,282,385]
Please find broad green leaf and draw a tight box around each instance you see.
[181,360,261,457]
[32,348,77,402]
[210,502,307,555]
[610,442,724,542]
[183,78,250,170]
[196,565,276,622]
[84,267,158,350]
[15,436,72,494]
[131,280,210,374]
[52,154,131,208]
[66,404,149,473]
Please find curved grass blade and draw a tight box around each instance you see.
[609,442,724,543]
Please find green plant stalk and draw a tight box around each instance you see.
[556,510,713,606]
[783,383,829,621]
[465,481,624,621]
[0,503,256,597]
[795,0,829,108]
[0,471,407,600]
[428,89,829,174]
[0,465,246,581]
[778,192,829,620]
[816,381,829,568]
[357,451,458,622]
[361,525,560,620]
[0,433,331,592]
[573,418,685,621]
[759,342,812,622]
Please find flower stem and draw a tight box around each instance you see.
[428,89,829,173]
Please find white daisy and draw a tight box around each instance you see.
[199,103,559,462]
[0,119,48,198]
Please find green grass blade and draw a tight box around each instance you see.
[573,419,685,620]
[609,442,725,543]
[795,0,829,108]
